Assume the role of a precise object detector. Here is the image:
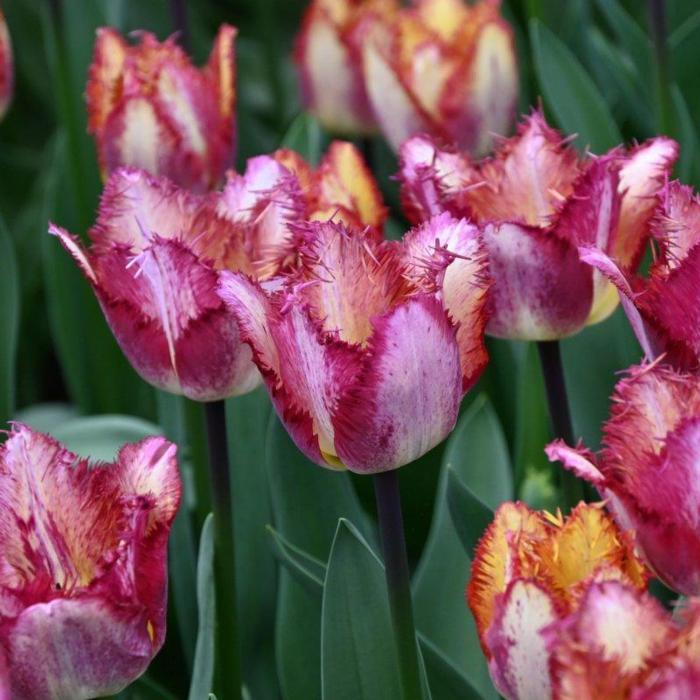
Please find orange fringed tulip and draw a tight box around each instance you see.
[0,9,13,120]
[87,25,237,191]
[468,501,700,699]
[362,0,518,154]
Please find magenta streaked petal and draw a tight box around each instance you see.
[485,579,557,700]
[333,295,462,473]
[0,10,14,121]
[545,440,605,487]
[0,426,181,700]
[483,222,593,340]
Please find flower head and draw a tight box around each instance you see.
[294,0,395,134]
[87,25,237,191]
[0,9,12,121]
[218,212,489,472]
[361,0,518,154]
[398,111,678,340]
[466,500,700,699]
[547,362,700,595]
[0,424,180,699]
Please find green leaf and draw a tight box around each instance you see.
[14,403,78,433]
[412,395,511,700]
[445,469,493,557]
[281,113,325,165]
[321,519,402,700]
[266,414,374,700]
[51,414,162,461]
[670,84,698,184]
[188,514,216,700]
[267,525,326,595]
[594,0,652,78]
[227,388,278,700]
[418,635,484,700]
[0,216,19,426]
[529,19,622,151]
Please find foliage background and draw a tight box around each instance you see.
[1,0,699,698]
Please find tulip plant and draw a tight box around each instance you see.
[2,0,700,699]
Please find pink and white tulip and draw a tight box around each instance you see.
[547,362,700,596]
[87,25,237,191]
[398,111,678,340]
[218,213,490,472]
[0,424,180,699]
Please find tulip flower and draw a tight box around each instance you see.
[398,112,678,340]
[580,181,700,369]
[361,0,518,154]
[86,25,237,191]
[294,0,393,135]
[218,212,490,472]
[0,8,12,121]
[50,139,384,402]
[0,424,180,699]
[547,362,700,596]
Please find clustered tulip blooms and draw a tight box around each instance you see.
[0,8,12,121]
[547,362,700,596]
[87,25,237,191]
[398,111,678,340]
[468,501,700,699]
[295,0,518,155]
[0,425,180,699]
[219,212,490,472]
[50,141,381,402]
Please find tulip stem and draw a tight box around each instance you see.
[537,340,584,510]
[374,470,423,700]
[203,400,241,700]
[169,0,191,52]
[648,0,673,135]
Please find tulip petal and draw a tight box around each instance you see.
[0,9,12,121]
[632,662,700,700]
[545,440,605,487]
[363,41,438,151]
[483,222,593,340]
[332,294,462,473]
[315,141,387,229]
[217,271,362,468]
[205,24,237,124]
[86,27,128,136]
[0,426,180,700]
[485,579,557,700]
[402,213,490,389]
[616,137,679,270]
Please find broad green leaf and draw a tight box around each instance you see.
[188,514,216,700]
[412,395,511,700]
[0,216,19,426]
[227,388,279,700]
[670,84,698,184]
[418,635,484,700]
[266,414,374,700]
[14,403,78,434]
[321,519,402,700]
[445,469,493,557]
[530,19,622,152]
[51,414,162,461]
[267,525,326,595]
[281,113,324,165]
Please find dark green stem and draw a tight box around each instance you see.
[204,400,241,700]
[648,0,673,135]
[169,0,191,52]
[537,340,584,510]
[374,470,422,700]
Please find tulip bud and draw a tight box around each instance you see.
[362,0,518,154]
[86,25,237,191]
[0,425,180,700]
[0,9,13,120]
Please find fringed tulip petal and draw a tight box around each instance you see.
[333,294,462,473]
[87,27,237,190]
[0,426,180,700]
[483,222,593,340]
[485,580,557,700]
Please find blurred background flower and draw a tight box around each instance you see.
[0,8,12,121]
